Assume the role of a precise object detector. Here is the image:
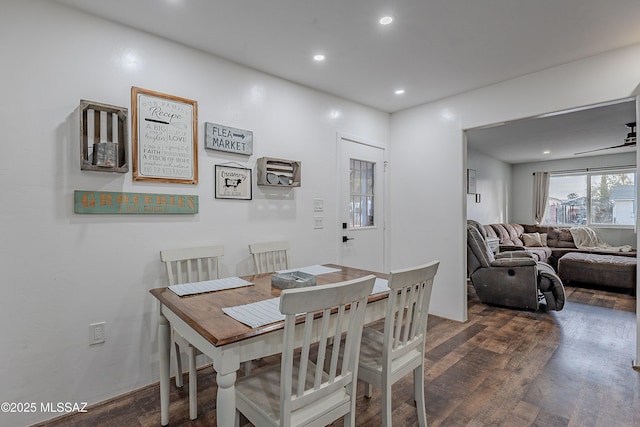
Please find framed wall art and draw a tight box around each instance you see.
[204,122,253,156]
[467,168,476,194]
[215,164,252,200]
[131,87,198,184]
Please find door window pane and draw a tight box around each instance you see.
[350,159,375,227]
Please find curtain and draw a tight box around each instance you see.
[533,171,550,224]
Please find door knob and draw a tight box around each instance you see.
[342,236,355,243]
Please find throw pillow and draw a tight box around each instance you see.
[521,232,543,247]
[540,232,548,246]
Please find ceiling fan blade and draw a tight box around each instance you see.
[574,141,636,156]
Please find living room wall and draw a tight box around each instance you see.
[389,42,640,355]
[511,151,637,246]
[466,148,512,225]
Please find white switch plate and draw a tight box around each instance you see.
[90,322,106,345]
[313,198,324,212]
[314,216,324,229]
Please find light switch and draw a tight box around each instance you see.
[314,216,324,229]
[314,198,324,212]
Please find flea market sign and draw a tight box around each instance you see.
[204,122,253,155]
[74,190,198,214]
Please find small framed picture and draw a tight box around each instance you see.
[215,165,252,200]
[467,169,477,194]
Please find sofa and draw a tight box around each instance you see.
[482,223,636,270]
[467,221,565,311]
[482,223,552,264]
[477,222,637,293]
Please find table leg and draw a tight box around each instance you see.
[158,307,171,426]
[216,370,237,427]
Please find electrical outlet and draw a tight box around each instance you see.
[90,322,106,345]
[314,216,324,229]
[313,198,324,212]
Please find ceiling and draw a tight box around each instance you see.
[467,99,637,164]
[54,0,640,114]
[53,0,640,163]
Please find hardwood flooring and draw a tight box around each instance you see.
[36,285,638,427]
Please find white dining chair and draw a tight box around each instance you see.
[248,240,290,273]
[159,245,224,420]
[358,261,440,427]
[234,274,376,427]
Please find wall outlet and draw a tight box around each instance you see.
[314,216,324,229]
[90,322,106,345]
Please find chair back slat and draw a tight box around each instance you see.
[314,309,332,389]
[248,240,289,273]
[296,313,314,397]
[160,245,224,285]
[279,275,375,417]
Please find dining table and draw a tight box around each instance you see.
[149,263,390,427]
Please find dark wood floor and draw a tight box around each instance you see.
[37,284,639,427]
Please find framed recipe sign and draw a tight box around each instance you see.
[131,87,198,184]
[215,164,252,200]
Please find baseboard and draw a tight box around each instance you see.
[29,366,212,426]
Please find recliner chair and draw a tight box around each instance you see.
[467,220,565,311]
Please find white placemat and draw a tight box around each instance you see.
[169,277,253,297]
[222,298,284,328]
[371,278,390,294]
[276,265,342,275]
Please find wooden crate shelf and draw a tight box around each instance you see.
[80,100,128,173]
[256,157,301,187]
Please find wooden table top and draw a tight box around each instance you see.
[149,264,388,347]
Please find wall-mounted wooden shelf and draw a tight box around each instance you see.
[256,157,301,187]
[80,100,128,173]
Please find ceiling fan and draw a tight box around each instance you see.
[574,122,636,155]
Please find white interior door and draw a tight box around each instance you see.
[337,135,386,272]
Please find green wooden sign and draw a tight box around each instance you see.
[74,190,198,214]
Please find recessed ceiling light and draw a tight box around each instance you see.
[313,54,325,61]
[543,150,550,154]
[394,89,405,95]
[379,16,393,25]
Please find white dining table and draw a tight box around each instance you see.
[149,264,390,426]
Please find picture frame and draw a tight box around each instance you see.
[467,169,477,194]
[131,87,198,184]
[215,164,252,200]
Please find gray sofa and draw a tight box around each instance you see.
[467,221,565,311]
[482,223,636,270]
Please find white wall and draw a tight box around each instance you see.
[0,2,390,425]
[511,152,637,246]
[466,149,512,224]
[389,42,640,324]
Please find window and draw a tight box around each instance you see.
[349,159,375,227]
[543,169,636,226]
